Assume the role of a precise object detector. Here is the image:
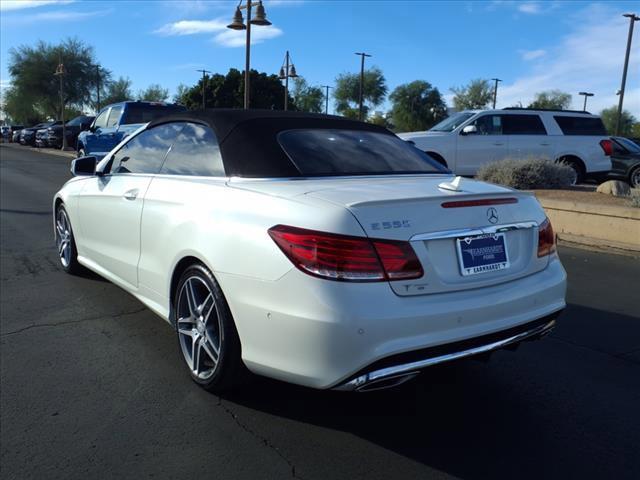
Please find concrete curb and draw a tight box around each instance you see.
[536,196,639,256]
[1,143,75,159]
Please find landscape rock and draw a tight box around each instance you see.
[596,180,631,197]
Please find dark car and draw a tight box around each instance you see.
[11,127,23,143]
[20,121,58,146]
[607,137,640,188]
[47,115,94,149]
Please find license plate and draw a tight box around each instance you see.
[456,233,510,276]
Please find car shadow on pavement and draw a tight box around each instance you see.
[219,304,640,479]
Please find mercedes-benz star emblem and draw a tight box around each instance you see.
[487,207,499,224]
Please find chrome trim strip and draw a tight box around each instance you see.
[410,221,538,242]
[334,319,556,391]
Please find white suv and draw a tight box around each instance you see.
[399,109,612,182]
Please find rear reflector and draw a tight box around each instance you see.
[537,218,556,257]
[599,139,612,156]
[441,197,518,208]
[268,225,423,282]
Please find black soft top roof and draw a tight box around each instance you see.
[147,109,393,177]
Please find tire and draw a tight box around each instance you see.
[55,205,82,274]
[174,264,248,392]
[560,158,585,185]
[629,166,640,189]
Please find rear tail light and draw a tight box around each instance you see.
[537,218,556,257]
[268,225,423,282]
[599,139,612,156]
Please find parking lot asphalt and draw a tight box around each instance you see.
[1,144,639,480]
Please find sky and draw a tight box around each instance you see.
[1,0,639,117]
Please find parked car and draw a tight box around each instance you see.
[47,115,94,149]
[54,110,566,392]
[35,126,52,148]
[9,125,24,143]
[77,101,186,159]
[0,126,10,142]
[20,121,58,146]
[606,137,640,188]
[399,108,612,184]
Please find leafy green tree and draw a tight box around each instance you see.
[175,69,288,110]
[2,86,44,125]
[600,106,637,136]
[138,84,169,102]
[291,77,323,113]
[389,80,447,132]
[528,90,572,110]
[7,38,107,119]
[101,76,133,106]
[450,79,493,110]
[334,67,387,119]
[368,111,393,129]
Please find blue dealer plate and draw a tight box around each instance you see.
[456,233,510,276]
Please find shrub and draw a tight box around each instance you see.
[476,157,575,190]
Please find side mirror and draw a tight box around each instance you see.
[460,125,478,136]
[71,156,97,176]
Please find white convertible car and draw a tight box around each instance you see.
[53,110,566,392]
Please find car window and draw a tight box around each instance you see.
[503,115,547,135]
[470,115,503,135]
[553,116,607,135]
[94,109,109,129]
[107,106,123,128]
[121,104,187,125]
[278,129,446,176]
[160,122,225,176]
[429,112,475,132]
[109,123,183,175]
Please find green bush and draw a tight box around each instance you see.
[476,157,575,190]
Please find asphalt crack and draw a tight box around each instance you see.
[1,307,147,337]
[217,396,304,479]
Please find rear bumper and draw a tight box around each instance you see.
[218,255,567,389]
[334,313,558,391]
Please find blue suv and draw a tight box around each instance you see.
[77,101,187,159]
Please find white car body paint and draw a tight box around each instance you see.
[54,136,566,390]
[399,109,611,175]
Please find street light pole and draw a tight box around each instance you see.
[196,68,212,109]
[96,64,101,111]
[355,52,371,121]
[278,51,298,111]
[322,85,332,115]
[616,13,639,135]
[54,57,67,151]
[227,1,272,110]
[491,78,502,109]
[578,91,594,112]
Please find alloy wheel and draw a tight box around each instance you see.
[55,209,72,268]
[177,276,222,380]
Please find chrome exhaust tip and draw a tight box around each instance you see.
[355,372,420,392]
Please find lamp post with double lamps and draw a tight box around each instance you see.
[227,1,272,109]
[53,60,68,151]
[278,51,298,111]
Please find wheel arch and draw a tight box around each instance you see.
[555,154,585,173]
[169,255,213,326]
[426,151,448,168]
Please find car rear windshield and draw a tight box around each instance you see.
[278,129,447,176]
[121,104,187,125]
[554,116,607,135]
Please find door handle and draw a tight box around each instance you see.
[123,189,139,201]
[540,143,551,146]
[493,142,505,146]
